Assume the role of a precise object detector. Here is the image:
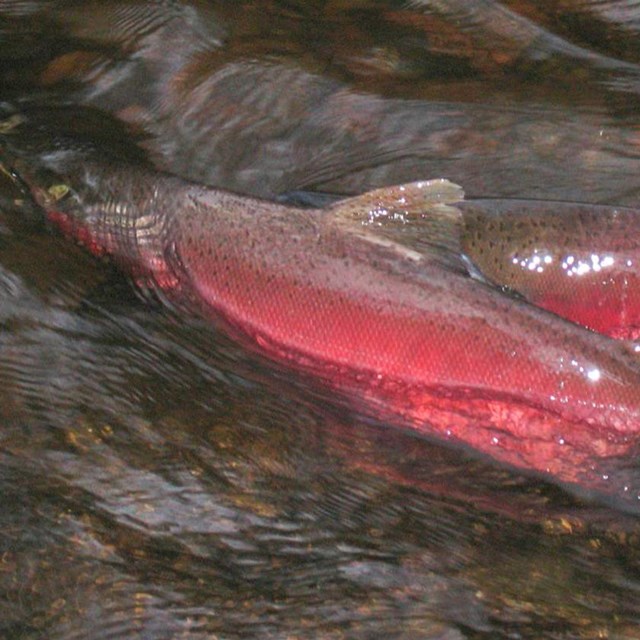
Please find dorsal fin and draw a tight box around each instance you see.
[329,179,463,217]
[328,179,469,272]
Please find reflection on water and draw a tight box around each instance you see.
[3,1,640,638]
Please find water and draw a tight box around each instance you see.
[2,1,640,638]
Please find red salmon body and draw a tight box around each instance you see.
[174,187,640,489]
[2,110,640,502]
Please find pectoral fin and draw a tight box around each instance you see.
[328,179,470,273]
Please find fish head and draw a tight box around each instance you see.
[0,110,95,221]
[0,104,148,218]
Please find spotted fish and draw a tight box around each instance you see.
[458,199,640,340]
[2,108,640,503]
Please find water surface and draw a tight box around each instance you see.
[2,1,640,638]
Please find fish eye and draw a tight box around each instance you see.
[47,183,71,201]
